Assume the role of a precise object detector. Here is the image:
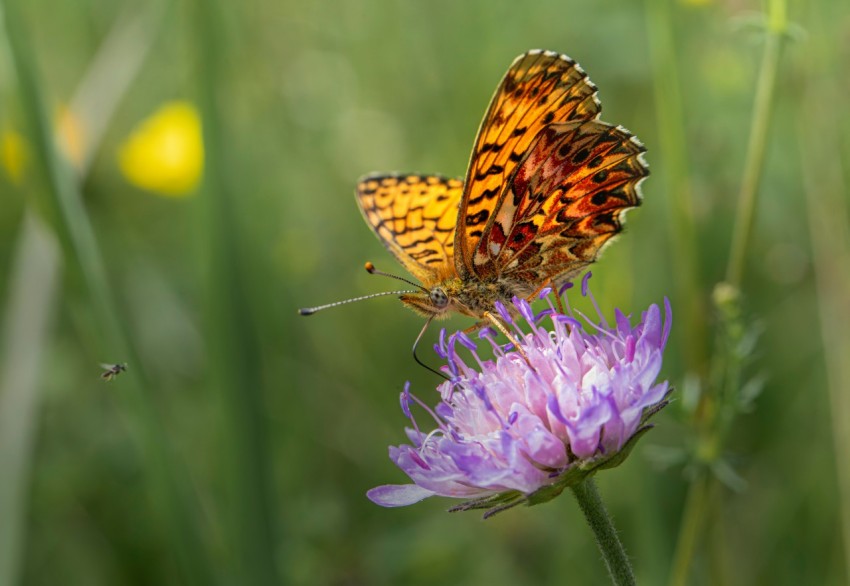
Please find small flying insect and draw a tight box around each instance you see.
[100,363,127,381]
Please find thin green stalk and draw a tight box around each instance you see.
[645,0,707,374]
[667,473,710,586]
[1,1,217,584]
[192,0,279,583]
[799,8,850,575]
[725,0,786,288]
[571,479,636,586]
[668,1,788,583]
[0,214,60,586]
[0,7,166,583]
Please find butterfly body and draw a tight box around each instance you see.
[355,50,648,323]
[399,275,520,320]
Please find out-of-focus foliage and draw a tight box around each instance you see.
[0,0,847,585]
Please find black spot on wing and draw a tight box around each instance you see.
[571,147,590,164]
[474,165,505,181]
[466,209,490,226]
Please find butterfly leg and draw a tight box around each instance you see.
[554,294,565,315]
[482,311,534,369]
[462,320,489,334]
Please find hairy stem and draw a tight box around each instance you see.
[571,479,636,586]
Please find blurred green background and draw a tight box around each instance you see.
[1,0,848,584]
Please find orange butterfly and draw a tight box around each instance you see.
[352,50,648,325]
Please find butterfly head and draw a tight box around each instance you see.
[399,286,452,318]
[399,277,488,319]
[363,263,468,319]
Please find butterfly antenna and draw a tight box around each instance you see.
[299,290,416,316]
[412,316,449,380]
[364,262,429,293]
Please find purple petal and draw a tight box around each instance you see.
[614,308,631,335]
[514,296,535,324]
[456,331,478,352]
[494,300,513,323]
[555,315,583,329]
[640,304,662,348]
[435,402,453,419]
[558,281,574,296]
[534,308,556,324]
[547,394,568,425]
[478,327,495,340]
[624,335,636,363]
[436,329,449,358]
[367,484,436,507]
[400,382,412,418]
[581,271,593,296]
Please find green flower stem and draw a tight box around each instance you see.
[571,479,636,586]
[725,0,787,288]
[667,472,710,586]
[2,1,217,584]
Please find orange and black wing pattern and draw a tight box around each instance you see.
[475,120,648,293]
[454,50,602,279]
[356,174,463,286]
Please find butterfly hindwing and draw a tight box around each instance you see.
[454,50,603,280]
[356,174,463,286]
[474,120,648,292]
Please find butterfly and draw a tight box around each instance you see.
[354,50,648,326]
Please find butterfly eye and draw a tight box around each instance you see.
[430,288,449,308]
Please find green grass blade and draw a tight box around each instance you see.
[800,2,850,578]
[645,0,707,374]
[0,214,60,586]
[1,1,219,584]
[192,0,280,582]
[725,8,786,288]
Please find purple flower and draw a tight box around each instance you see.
[367,275,672,516]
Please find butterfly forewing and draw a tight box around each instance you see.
[356,174,463,285]
[454,50,603,279]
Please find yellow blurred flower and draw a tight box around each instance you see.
[56,105,86,169]
[1,129,28,184]
[118,101,204,197]
[1,106,91,183]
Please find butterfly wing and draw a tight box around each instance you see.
[454,50,602,279]
[356,174,463,286]
[474,120,648,294]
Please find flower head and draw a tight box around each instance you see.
[368,274,672,516]
[118,101,204,197]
